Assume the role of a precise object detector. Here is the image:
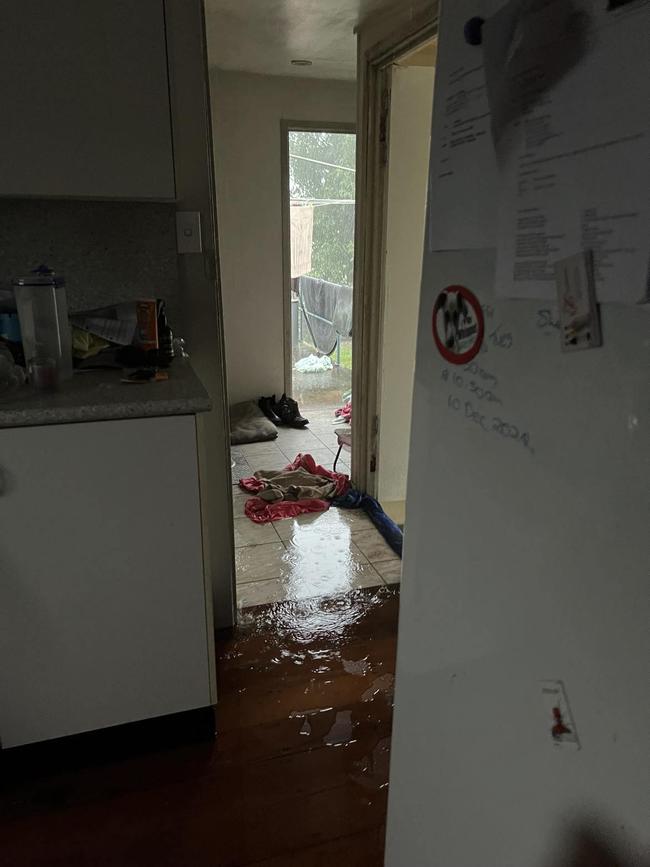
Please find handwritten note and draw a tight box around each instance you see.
[441,309,536,454]
[536,308,561,337]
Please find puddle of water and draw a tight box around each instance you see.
[237,589,390,648]
[361,674,395,703]
[323,710,357,747]
[309,649,338,662]
[342,657,369,676]
[289,707,334,719]
[226,590,396,700]
[224,588,399,758]
[289,706,334,738]
[351,737,391,791]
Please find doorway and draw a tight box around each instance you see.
[283,126,356,432]
[232,119,399,614]
[352,34,437,527]
[376,45,436,524]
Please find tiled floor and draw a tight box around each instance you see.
[231,410,401,609]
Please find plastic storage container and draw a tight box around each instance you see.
[13,266,73,382]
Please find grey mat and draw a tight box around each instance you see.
[230,400,278,446]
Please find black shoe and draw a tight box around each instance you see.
[258,395,282,425]
[275,394,309,428]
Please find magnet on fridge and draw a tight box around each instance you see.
[432,285,485,365]
[554,250,602,352]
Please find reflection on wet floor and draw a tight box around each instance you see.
[343,656,370,675]
[232,405,401,609]
[324,710,356,746]
[352,736,392,792]
[0,586,400,866]
[231,418,402,609]
[214,585,400,862]
[238,583,390,644]
[361,673,395,704]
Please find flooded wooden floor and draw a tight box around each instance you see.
[1,586,400,866]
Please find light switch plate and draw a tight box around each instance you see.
[176,211,203,254]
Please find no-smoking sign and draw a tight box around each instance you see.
[432,285,484,365]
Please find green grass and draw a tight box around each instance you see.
[337,341,352,371]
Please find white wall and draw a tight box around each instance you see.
[377,64,434,509]
[210,71,356,405]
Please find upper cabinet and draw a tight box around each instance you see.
[0,0,175,200]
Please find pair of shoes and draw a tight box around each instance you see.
[259,394,282,425]
[275,394,309,428]
[258,394,309,428]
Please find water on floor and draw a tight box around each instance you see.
[231,417,401,609]
[1,586,400,866]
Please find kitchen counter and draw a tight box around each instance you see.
[0,361,211,428]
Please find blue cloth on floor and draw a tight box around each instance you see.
[333,489,403,558]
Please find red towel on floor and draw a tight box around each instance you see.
[240,453,350,524]
[244,495,331,524]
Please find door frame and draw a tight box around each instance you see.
[352,5,438,495]
[280,120,357,397]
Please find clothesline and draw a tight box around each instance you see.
[291,198,355,207]
[290,153,356,173]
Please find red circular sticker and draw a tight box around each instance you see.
[432,285,485,365]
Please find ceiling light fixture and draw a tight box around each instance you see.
[291,59,312,66]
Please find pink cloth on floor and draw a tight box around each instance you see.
[239,475,267,494]
[240,453,350,524]
[287,453,350,497]
[244,495,330,524]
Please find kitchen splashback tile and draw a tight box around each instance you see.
[0,198,180,324]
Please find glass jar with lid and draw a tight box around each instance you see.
[13,266,73,382]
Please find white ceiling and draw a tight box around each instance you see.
[204,0,401,80]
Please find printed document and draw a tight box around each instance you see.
[484,0,650,303]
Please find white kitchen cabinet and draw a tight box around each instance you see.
[0,0,175,200]
[0,415,214,748]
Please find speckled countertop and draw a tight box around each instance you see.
[0,362,211,429]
